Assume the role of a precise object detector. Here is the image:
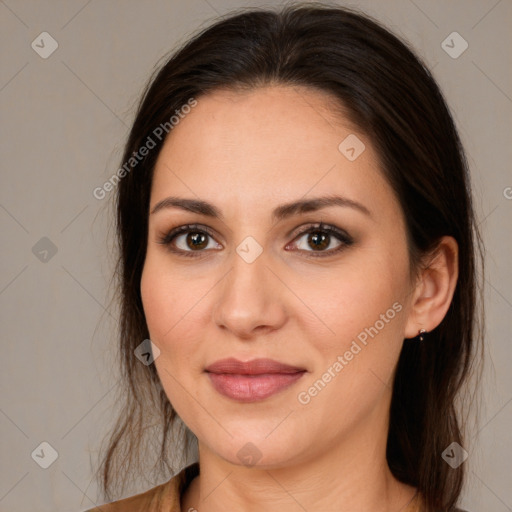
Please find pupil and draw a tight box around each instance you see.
[185,231,330,252]
[188,232,207,250]
[310,232,328,250]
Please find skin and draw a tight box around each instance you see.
[140,85,458,512]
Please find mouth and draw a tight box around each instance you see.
[204,358,307,402]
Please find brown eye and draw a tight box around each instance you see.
[158,222,353,259]
[184,232,209,250]
[157,224,222,257]
[287,223,354,257]
[306,231,331,251]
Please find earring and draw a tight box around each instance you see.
[418,328,427,341]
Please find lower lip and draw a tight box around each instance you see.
[207,372,306,402]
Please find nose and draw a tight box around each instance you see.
[212,247,288,340]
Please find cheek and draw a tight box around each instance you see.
[141,254,198,337]
[140,256,206,369]
[140,259,203,417]
[300,251,409,355]
[140,261,172,338]
[296,259,408,429]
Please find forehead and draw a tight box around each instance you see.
[150,85,394,220]
[159,85,357,162]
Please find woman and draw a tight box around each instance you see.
[86,3,483,511]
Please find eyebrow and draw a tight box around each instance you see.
[150,194,372,221]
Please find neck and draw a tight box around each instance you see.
[181,414,418,512]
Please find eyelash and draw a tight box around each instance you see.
[156,222,354,259]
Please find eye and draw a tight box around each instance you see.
[157,221,353,258]
[286,222,353,257]
[156,224,221,257]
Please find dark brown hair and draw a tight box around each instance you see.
[97,3,484,509]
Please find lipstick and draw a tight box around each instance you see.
[205,358,306,402]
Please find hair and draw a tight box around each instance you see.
[96,2,484,510]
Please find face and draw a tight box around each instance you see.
[140,85,416,469]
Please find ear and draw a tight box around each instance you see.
[404,236,459,339]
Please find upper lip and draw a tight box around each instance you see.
[205,358,306,375]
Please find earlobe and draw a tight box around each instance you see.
[404,236,459,339]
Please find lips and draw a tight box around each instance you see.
[205,358,306,402]
[205,358,306,375]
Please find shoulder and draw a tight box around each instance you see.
[79,462,199,512]
[79,479,172,512]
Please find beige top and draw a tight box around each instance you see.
[85,462,465,512]
[84,462,200,512]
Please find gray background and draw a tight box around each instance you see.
[1,0,511,510]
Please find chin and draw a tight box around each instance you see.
[200,426,311,470]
